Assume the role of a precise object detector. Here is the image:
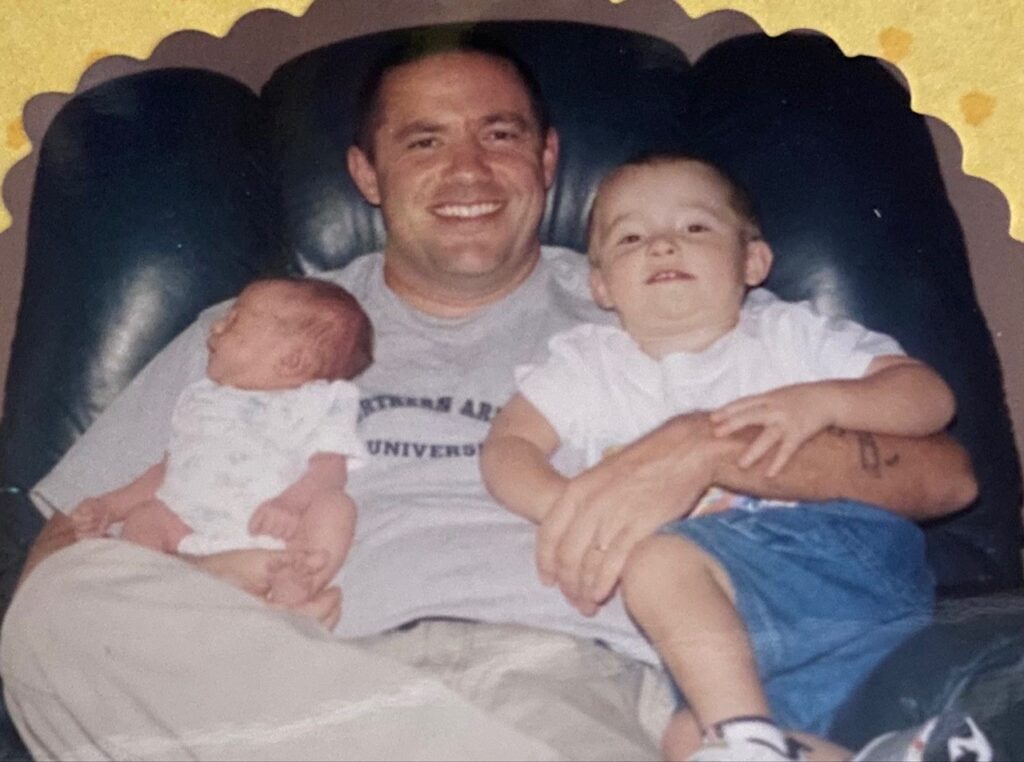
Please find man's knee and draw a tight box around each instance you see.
[0,543,84,685]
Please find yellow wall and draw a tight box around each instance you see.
[2,0,1023,241]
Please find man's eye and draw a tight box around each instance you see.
[487,128,519,142]
[408,137,438,150]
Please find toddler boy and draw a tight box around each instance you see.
[482,155,956,760]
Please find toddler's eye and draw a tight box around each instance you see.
[617,233,642,245]
[686,223,710,234]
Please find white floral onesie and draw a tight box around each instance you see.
[156,377,366,555]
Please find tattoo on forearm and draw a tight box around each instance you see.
[829,427,899,474]
[857,433,881,477]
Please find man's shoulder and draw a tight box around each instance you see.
[310,253,383,298]
[535,246,611,324]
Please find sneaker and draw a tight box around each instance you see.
[851,711,993,762]
[687,716,801,762]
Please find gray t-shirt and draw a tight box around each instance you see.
[34,247,659,665]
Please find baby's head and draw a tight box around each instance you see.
[586,154,773,349]
[206,278,373,390]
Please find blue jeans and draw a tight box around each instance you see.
[659,499,934,736]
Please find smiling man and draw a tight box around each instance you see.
[1,34,978,760]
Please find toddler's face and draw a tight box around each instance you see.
[206,283,308,390]
[587,161,769,337]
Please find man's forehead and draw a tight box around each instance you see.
[377,51,536,123]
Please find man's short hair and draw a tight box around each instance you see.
[353,28,551,161]
[586,152,763,262]
[259,278,374,381]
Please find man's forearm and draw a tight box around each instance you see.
[713,424,978,520]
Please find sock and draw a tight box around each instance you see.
[705,716,793,758]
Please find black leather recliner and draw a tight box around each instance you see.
[1,21,1022,758]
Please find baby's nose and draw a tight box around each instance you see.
[649,235,677,255]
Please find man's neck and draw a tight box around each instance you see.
[382,256,540,319]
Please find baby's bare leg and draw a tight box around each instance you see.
[121,499,193,554]
[267,490,356,609]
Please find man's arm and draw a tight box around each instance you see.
[710,355,957,476]
[537,411,976,606]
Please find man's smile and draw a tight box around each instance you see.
[432,201,504,219]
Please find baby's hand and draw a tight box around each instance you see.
[69,497,114,539]
[249,499,300,540]
[710,383,835,476]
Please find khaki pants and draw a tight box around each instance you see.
[1,540,671,760]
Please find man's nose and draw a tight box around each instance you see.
[445,139,491,180]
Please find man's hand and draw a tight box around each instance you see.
[537,413,728,613]
[711,382,836,477]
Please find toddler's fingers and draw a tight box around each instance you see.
[711,394,766,421]
[766,435,804,478]
[738,428,780,469]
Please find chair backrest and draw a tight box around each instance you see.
[1,21,1020,593]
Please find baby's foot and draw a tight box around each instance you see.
[266,549,329,606]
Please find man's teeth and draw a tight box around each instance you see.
[435,202,501,218]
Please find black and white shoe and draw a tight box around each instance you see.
[851,711,993,762]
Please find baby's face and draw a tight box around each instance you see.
[587,161,767,337]
[206,283,309,390]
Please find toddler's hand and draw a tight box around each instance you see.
[710,383,835,476]
[249,499,300,540]
[69,497,114,539]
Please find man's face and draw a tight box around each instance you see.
[347,51,559,308]
[588,161,771,339]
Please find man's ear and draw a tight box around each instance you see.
[589,267,614,309]
[541,128,560,190]
[347,146,381,206]
[743,239,774,287]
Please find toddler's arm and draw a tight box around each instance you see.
[482,394,568,523]
[712,356,956,476]
[69,457,168,538]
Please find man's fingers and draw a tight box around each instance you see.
[589,529,633,604]
[580,547,604,600]
[537,495,577,585]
